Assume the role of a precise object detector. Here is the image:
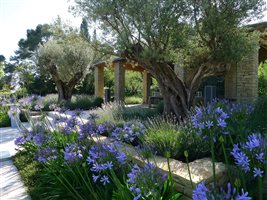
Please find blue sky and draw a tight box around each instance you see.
[1,0,267,61]
[0,0,81,60]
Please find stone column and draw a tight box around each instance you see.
[143,70,151,104]
[236,48,259,101]
[94,63,105,98]
[114,58,126,102]
[224,64,237,100]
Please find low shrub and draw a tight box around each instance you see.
[0,110,11,127]
[124,96,143,104]
[12,151,43,199]
[42,94,58,111]
[120,106,158,121]
[64,95,103,110]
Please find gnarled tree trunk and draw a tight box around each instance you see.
[56,80,74,102]
[125,44,231,119]
[47,64,84,102]
[137,59,230,120]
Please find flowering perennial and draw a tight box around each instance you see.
[127,163,167,200]
[231,133,266,177]
[86,142,126,185]
[112,121,145,145]
[193,181,251,200]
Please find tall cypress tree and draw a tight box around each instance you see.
[80,18,90,41]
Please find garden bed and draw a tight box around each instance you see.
[9,97,267,199]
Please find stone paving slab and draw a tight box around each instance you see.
[0,124,31,200]
[0,160,30,200]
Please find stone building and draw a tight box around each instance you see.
[94,22,267,103]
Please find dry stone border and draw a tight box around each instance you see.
[95,136,227,200]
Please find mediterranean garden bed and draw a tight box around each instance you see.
[4,95,267,199]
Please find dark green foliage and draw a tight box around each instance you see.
[64,95,103,110]
[19,112,28,122]
[0,54,5,62]
[155,100,164,115]
[80,18,90,41]
[248,96,267,132]
[258,61,267,96]
[12,151,43,199]
[74,73,94,95]
[0,110,11,127]
[12,24,52,61]
[93,96,104,107]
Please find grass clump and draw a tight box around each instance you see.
[144,116,209,162]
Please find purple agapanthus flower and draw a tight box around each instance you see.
[253,168,264,178]
[64,143,83,164]
[232,133,266,177]
[14,136,26,146]
[127,162,166,200]
[193,182,251,200]
[86,142,126,186]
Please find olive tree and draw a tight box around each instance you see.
[37,29,94,101]
[73,0,264,118]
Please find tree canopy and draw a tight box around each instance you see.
[37,21,95,101]
[73,0,265,118]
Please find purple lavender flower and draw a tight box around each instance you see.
[253,168,264,178]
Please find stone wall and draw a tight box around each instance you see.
[236,48,259,101]
[95,136,227,200]
[225,48,259,101]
